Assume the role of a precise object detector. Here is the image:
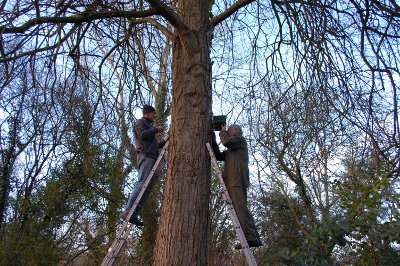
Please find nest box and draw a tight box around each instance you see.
[212,115,226,131]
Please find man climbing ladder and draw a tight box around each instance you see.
[101,140,169,266]
[120,104,167,225]
[209,125,263,249]
[207,141,258,266]
[102,104,168,266]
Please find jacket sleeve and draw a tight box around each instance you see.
[135,120,158,141]
[159,139,167,148]
[219,130,243,150]
[211,139,226,161]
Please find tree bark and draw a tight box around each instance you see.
[153,1,212,265]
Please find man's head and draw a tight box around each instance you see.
[142,104,156,121]
[227,124,243,136]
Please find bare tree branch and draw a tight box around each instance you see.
[0,24,78,62]
[371,0,400,17]
[1,9,158,34]
[211,0,256,27]
[146,0,186,30]
[132,18,174,39]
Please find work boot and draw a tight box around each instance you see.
[234,240,263,249]
[130,216,144,226]
[119,211,144,226]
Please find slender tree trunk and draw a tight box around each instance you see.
[0,152,14,230]
[139,39,171,264]
[154,1,212,265]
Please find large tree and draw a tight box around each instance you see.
[143,1,257,264]
[1,0,400,265]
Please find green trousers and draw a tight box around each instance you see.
[228,186,260,243]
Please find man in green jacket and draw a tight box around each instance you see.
[211,124,263,249]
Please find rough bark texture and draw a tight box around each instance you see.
[153,1,212,265]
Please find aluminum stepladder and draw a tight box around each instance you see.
[206,143,257,266]
[101,141,169,266]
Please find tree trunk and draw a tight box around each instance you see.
[153,1,212,265]
[0,150,14,229]
[139,40,171,264]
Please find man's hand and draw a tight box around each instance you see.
[221,124,226,131]
[156,126,164,132]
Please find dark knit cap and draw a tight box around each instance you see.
[143,104,156,114]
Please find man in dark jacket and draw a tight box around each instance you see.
[121,104,166,226]
[211,124,262,249]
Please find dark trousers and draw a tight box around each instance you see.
[124,154,158,218]
[228,186,260,243]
